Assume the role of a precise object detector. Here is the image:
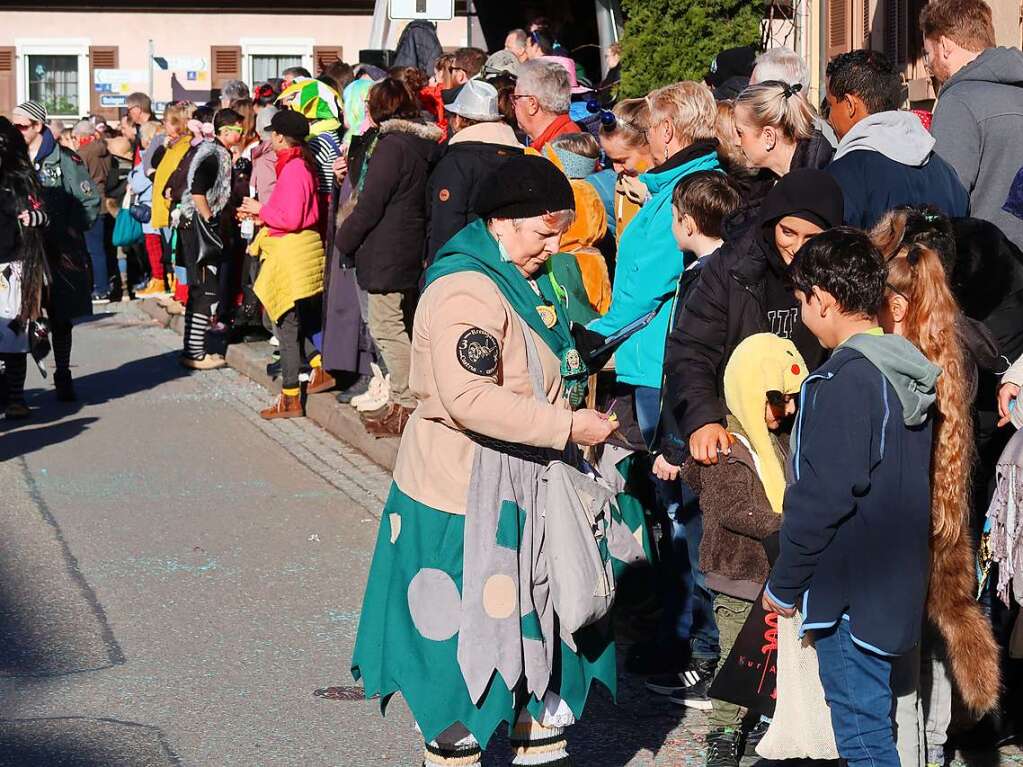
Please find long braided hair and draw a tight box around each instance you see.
[872,208,973,552]
[0,116,48,321]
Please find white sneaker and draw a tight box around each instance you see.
[269,335,280,347]
[356,376,390,413]
[350,364,384,409]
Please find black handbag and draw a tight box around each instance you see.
[129,202,152,223]
[194,214,225,266]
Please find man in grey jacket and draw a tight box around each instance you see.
[922,0,1023,249]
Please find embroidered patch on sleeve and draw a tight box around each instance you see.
[456,327,499,376]
[438,188,450,202]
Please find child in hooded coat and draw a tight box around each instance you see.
[681,333,808,763]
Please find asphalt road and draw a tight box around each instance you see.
[0,306,713,767]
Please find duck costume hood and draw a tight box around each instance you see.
[723,333,808,514]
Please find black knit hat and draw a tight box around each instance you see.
[474,155,575,220]
[270,109,310,141]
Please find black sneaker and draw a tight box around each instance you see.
[647,656,717,696]
[740,719,769,766]
[667,657,717,709]
[704,728,741,767]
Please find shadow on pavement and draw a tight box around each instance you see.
[0,717,181,766]
[0,418,99,462]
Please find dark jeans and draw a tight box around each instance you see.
[84,216,107,293]
[815,620,900,767]
[278,296,323,390]
[633,384,719,660]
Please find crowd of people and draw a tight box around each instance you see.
[4,1,1023,766]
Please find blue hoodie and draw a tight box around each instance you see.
[588,142,720,388]
[767,332,939,656]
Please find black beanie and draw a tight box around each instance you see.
[474,154,576,220]
[270,109,310,141]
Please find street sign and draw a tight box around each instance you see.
[388,0,453,20]
[100,95,128,107]
[152,56,207,71]
[94,69,148,93]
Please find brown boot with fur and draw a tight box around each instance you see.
[260,393,303,420]
[363,403,413,437]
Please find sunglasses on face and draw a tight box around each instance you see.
[14,123,32,132]
[220,125,244,134]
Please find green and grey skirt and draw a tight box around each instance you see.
[351,483,617,748]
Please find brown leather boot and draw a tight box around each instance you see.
[260,393,303,420]
[363,403,414,437]
[306,367,336,394]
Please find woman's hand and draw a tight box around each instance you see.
[332,156,349,184]
[652,454,681,482]
[570,409,619,446]
[620,174,649,205]
[997,382,1020,427]
[689,423,733,465]
[239,197,263,217]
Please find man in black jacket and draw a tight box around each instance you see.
[426,80,523,263]
[664,169,843,465]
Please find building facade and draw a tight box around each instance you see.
[0,4,471,119]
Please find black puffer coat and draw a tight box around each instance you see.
[335,118,442,293]
[662,169,843,452]
[425,122,523,263]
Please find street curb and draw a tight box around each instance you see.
[135,298,399,471]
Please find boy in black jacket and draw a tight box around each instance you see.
[763,228,938,767]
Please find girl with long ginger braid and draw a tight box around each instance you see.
[875,229,1000,766]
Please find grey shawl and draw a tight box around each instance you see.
[179,140,233,220]
[987,427,1023,605]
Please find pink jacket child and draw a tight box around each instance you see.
[259,150,320,237]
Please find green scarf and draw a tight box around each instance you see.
[424,219,587,406]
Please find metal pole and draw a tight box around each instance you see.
[148,39,154,100]
[594,0,619,78]
[369,0,391,50]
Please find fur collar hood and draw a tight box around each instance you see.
[379,118,443,143]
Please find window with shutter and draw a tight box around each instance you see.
[211,46,243,91]
[89,45,119,118]
[861,0,872,47]
[313,46,344,75]
[0,47,15,119]
[885,0,908,63]
[827,0,854,60]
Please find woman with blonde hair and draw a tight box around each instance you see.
[597,97,653,243]
[587,81,720,420]
[733,80,832,178]
[872,208,1001,766]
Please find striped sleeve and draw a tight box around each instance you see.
[309,135,340,197]
[22,208,49,228]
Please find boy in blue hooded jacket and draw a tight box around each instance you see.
[763,228,938,767]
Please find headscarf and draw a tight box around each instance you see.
[342,79,374,145]
[758,168,844,270]
[723,333,808,514]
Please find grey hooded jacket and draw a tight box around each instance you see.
[931,46,1023,250]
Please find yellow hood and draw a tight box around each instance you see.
[723,333,808,514]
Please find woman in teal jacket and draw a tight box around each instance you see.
[588,81,721,442]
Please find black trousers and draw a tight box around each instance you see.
[278,296,323,390]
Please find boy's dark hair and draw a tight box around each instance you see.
[282,66,312,80]
[826,50,903,114]
[213,107,243,133]
[671,171,742,240]
[453,47,488,78]
[789,227,888,317]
